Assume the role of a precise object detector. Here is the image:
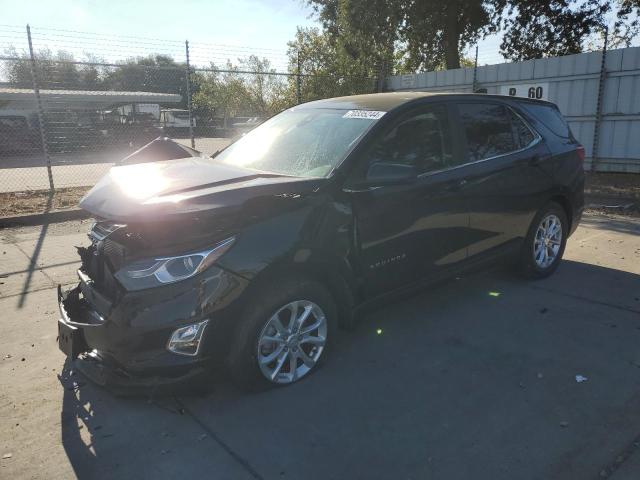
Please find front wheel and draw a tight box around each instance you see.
[519,202,568,279]
[227,277,337,391]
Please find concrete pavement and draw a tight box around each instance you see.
[0,212,639,479]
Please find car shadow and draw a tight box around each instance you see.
[58,359,130,479]
[58,259,640,480]
[58,358,199,479]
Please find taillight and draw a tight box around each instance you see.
[576,145,585,163]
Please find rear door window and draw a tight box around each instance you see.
[457,103,536,163]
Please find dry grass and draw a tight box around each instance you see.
[0,187,89,217]
[584,172,640,200]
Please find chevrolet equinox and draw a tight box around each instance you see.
[57,92,585,392]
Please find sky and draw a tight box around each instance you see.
[0,0,319,69]
[1,0,317,47]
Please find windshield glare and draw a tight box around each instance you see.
[214,108,378,178]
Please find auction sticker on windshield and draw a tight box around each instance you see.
[343,110,386,120]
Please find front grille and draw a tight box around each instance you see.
[103,238,126,272]
[79,223,129,301]
[89,221,126,243]
[78,245,119,300]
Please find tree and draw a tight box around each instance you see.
[239,56,293,116]
[304,0,640,72]
[500,0,610,61]
[400,0,505,71]
[192,57,290,123]
[306,0,505,72]
[103,54,187,106]
[308,0,401,73]
[287,27,378,102]
[3,47,90,89]
[610,0,640,47]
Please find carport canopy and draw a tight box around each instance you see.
[0,87,182,110]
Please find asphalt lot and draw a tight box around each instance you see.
[0,137,231,192]
[0,212,639,479]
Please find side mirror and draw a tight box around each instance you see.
[366,162,418,185]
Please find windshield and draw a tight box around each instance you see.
[214,108,379,177]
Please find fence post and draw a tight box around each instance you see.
[591,26,608,172]
[184,40,195,149]
[296,50,302,104]
[26,24,54,192]
[377,58,386,93]
[472,45,479,93]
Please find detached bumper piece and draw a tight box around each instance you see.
[57,284,91,358]
[73,350,208,397]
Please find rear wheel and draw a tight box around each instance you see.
[519,202,568,279]
[227,276,336,391]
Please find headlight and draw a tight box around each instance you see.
[115,237,234,290]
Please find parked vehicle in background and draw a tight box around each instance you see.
[230,116,263,135]
[0,115,40,154]
[57,92,584,394]
[160,108,194,135]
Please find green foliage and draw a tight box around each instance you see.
[287,27,377,103]
[102,55,187,106]
[192,56,298,120]
[610,0,640,48]
[303,0,640,71]
[500,0,611,61]
[399,0,504,71]
[3,47,104,90]
[305,0,504,72]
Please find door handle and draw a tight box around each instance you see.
[529,154,550,166]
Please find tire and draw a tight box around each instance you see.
[227,275,337,391]
[519,201,568,279]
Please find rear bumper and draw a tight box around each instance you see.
[57,266,248,393]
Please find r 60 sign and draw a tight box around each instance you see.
[499,83,549,101]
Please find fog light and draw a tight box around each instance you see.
[167,320,208,356]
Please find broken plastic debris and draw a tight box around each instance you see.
[488,291,501,297]
[575,375,588,383]
[2,453,12,459]
[376,328,383,335]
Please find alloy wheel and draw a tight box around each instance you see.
[256,300,327,384]
[533,214,562,269]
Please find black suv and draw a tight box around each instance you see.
[58,93,584,392]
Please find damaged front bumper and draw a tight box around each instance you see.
[57,265,247,394]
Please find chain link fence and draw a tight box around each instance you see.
[0,25,378,217]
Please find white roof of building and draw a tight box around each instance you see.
[0,87,181,108]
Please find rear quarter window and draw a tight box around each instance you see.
[522,103,572,138]
[457,103,537,163]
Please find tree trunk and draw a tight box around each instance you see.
[443,2,461,70]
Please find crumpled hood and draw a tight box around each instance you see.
[79,157,324,222]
